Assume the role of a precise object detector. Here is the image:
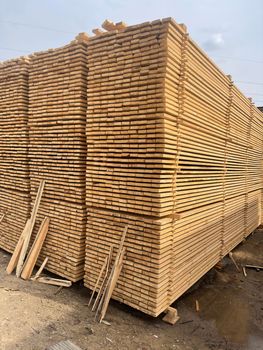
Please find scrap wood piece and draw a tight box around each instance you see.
[88,254,108,306]
[229,252,240,272]
[244,264,263,271]
[31,257,49,280]
[47,340,82,350]
[36,277,72,287]
[195,300,200,312]
[92,28,105,36]
[102,19,116,31]
[16,180,45,278]
[21,216,50,280]
[54,286,63,295]
[6,219,31,275]
[92,245,113,312]
[98,247,125,322]
[94,225,128,314]
[242,266,247,277]
[115,21,127,31]
[95,226,128,320]
[162,307,180,325]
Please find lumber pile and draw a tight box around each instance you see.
[28,35,89,281]
[0,57,31,252]
[84,18,263,317]
[0,17,262,318]
[84,19,172,316]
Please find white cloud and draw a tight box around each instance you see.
[203,33,225,51]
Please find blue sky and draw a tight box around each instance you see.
[1,0,262,105]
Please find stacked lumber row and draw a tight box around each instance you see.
[28,35,89,281]
[85,20,170,216]
[0,58,31,252]
[84,18,263,317]
[253,107,263,224]
[84,19,172,316]
[160,20,228,309]
[163,19,263,308]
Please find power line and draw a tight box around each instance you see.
[236,81,263,86]
[213,56,263,64]
[0,19,75,34]
[0,47,29,53]
[245,93,263,96]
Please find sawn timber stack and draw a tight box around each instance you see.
[0,17,262,318]
[83,18,263,317]
[0,58,31,253]
[28,35,88,281]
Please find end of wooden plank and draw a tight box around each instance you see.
[115,21,127,31]
[178,23,187,33]
[102,19,116,32]
[162,307,180,325]
[92,28,105,36]
[74,32,89,43]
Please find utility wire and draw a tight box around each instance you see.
[1,20,263,65]
[213,56,263,64]
[0,47,29,53]
[236,81,263,86]
[0,19,75,34]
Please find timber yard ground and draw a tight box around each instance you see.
[0,229,262,350]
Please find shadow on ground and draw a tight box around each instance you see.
[0,229,262,350]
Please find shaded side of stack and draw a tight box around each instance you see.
[84,19,171,316]
[161,20,227,307]
[28,38,88,281]
[0,58,31,252]
[162,19,263,307]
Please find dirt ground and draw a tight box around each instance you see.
[0,229,262,350]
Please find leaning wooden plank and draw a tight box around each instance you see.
[16,180,45,277]
[229,252,240,272]
[36,277,72,287]
[98,248,125,322]
[114,225,128,263]
[94,226,128,317]
[31,257,49,280]
[21,217,50,280]
[6,219,31,275]
[88,254,108,306]
[92,245,113,312]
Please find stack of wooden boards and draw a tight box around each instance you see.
[28,35,89,281]
[84,18,263,317]
[84,20,172,315]
[0,58,31,253]
[0,17,262,318]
